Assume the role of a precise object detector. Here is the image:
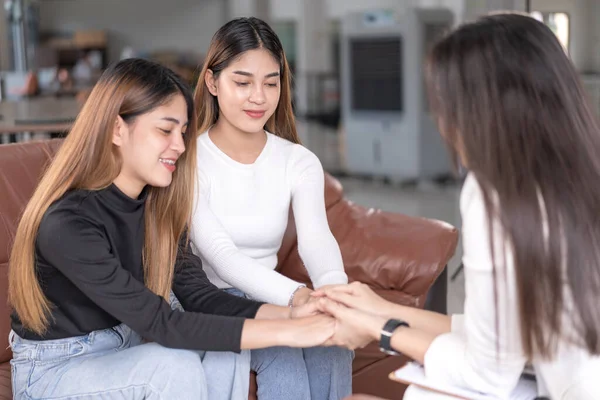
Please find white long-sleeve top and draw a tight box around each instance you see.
[189,130,348,306]
[422,173,600,399]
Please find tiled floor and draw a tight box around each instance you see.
[299,121,466,314]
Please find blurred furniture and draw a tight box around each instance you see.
[0,97,79,143]
[148,50,203,85]
[298,72,341,129]
[0,140,458,400]
[42,30,107,70]
[0,71,34,101]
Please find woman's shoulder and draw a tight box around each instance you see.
[40,190,101,231]
[37,190,104,252]
[195,130,212,157]
[266,132,320,166]
[266,131,298,151]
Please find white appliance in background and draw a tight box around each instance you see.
[340,8,454,182]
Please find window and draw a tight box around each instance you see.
[350,37,403,112]
[531,12,570,52]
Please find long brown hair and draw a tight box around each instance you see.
[194,17,300,144]
[427,13,600,360]
[9,58,198,335]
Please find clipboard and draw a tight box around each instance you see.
[388,362,538,400]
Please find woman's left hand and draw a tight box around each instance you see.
[318,298,387,350]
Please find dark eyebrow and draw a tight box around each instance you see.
[233,71,280,78]
[161,117,181,124]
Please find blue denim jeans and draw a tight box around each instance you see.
[10,295,251,400]
[224,287,354,400]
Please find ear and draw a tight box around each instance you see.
[112,115,128,147]
[205,69,218,96]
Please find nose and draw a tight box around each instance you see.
[248,84,266,105]
[171,130,186,155]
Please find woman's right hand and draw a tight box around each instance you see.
[312,282,395,318]
[279,315,336,348]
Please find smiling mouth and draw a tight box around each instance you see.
[245,110,266,118]
[159,158,177,172]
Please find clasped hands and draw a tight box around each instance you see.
[288,282,393,350]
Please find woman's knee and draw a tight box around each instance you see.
[305,345,354,365]
[139,343,207,394]
[144,343,203,373]
[251,346,305,372]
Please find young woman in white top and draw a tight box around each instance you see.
[187,17,353,400]
[314,13,600,400]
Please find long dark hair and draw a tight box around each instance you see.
[195,17,300,144]
[9,58,197,334]
[427,13,600,360]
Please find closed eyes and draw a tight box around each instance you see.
[234,82,278,87]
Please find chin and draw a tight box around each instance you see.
[237,120,267,134]
[149,176,174,188]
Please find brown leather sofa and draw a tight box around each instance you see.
[0,139,458,400]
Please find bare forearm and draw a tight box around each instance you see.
[389,327,438,364]
[241,314,334,350]
[240,319,288,349]
[383,303,451,336]
[254,304,291,320]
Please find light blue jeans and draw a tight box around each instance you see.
[10,296,251,399]
[224,287,354,400]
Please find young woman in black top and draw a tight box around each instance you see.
[8,58,335,400]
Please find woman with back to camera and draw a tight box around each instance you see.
[187,17,353,400]
[314,13,600,400]
[8,58,336,400]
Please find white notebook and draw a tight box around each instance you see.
[389,362,538,400]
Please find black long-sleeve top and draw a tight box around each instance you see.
[11,184,263,352]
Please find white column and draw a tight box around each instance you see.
[568,0,592,72]
[589,0,600,72]
[295,0,331,116]
[0,1,11,70]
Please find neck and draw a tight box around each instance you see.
[210,119,267,163]
[113,174,144,199]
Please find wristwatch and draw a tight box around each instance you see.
[379,319,409,355]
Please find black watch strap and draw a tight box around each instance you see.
[379,319,409,355]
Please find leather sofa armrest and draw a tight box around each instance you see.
[326,199,458,300]
[277,198,458,304]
